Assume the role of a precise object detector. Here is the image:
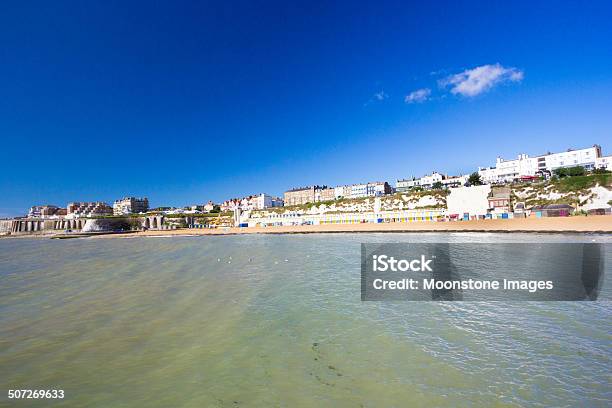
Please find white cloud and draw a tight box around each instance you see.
[404,88,431,103]
[440,63,524,97]
[374,91,388,101]
[363,90,388,107]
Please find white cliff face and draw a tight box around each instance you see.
[250,192,448,218]
[405,195,440,209]
[513,184,611,210]
[581,186,612,210]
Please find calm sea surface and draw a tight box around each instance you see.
[1,233,611,407]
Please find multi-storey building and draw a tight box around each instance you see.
[29,205,67,218]
[418,172,444,189]
[221,194,284,211]
[334,185,352,199]
[487,186,511,213]
[397,172,466,191]
[345,181,392,198]
[442,175,469,188]
[67,202,114,218]
[315,188,335,202]
[113,197,149,215]
[396,178,417,192]
[478,145,602,184]
[203,201,216,212]
[28,206,45,218]
[251,193,283,209]
[543,146,600,171]
[284,186,317,206]
[41,206,67,218]
[283,186,338,206]
[269,196,285,208]
[596,155,612,170]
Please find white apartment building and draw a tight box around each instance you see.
[596,155,612,170]
[334,185,352,199]
[253,193,283,209]
[67,202,114,218]
[442,175,469,188]
[347,182,391,198]
[478,145,602,183]
[222,193,284,211]
[419,172,444,188]
[396,178,417,191]
[397,172,466,191]
[113,197,149,215]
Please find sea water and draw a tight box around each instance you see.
[1,233,610,407]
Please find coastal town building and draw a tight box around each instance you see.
[28,205,66,218]
[113,197,149,215]
[488,186,511,214]
[251,193,283,209]
[203,201,216,212]
[221,193,284,211]
[284,186,332,206]
[67,202,114,218]
[315,188,336,202]
[595,155,612,170]
[27,206,44,218]
[41,206,67,218]
[334,185,352,199]
[220,199,238,211]
[347,181,392,198]
[397,172,444,191]
[269,195,285,208]
[478,145,602,184]
[397,173,467,191]
[396,178,417,192]
[442,175,469,189]
[284,186,315,206]
[416,172,444,189]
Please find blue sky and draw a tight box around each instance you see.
[1,1,611,216]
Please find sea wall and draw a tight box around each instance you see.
[0,218,86,235]
[0,215,172,236]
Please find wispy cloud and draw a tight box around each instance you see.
[364,90,388,107]
[373,91,388,101]
[404,88,431,103]
[439,63,523,97]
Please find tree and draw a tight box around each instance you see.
[554,166,586,178]
[431,181,444,190]
[468,172,483,186]
[592,167,611,175]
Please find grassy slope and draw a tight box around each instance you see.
[512,174,610,207]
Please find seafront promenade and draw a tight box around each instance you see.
[95,216,612,238]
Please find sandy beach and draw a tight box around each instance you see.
[89,216,612,238]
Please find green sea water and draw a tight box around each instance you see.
[1,233,610,407]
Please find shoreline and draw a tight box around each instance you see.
[1,216,610,240]
[98,216,611,238]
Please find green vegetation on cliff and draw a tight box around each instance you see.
[512,173,610,207]
[551,173,610,192]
